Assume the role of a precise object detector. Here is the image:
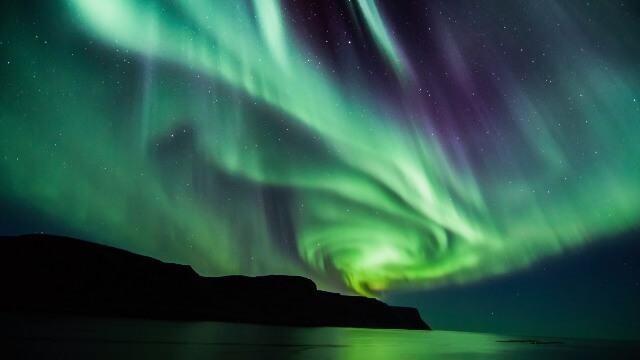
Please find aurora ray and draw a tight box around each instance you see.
[0,0,638,296]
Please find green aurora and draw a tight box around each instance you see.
[1,0,639,295]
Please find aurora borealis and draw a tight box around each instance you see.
[1,0,639,315]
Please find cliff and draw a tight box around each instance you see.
[0,234,430,330]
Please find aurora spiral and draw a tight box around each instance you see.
[1,0,639,296]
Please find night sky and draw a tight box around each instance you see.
[1,0,639,340]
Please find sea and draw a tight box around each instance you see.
[2,313,638,359]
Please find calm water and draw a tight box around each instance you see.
[2,313,639,359]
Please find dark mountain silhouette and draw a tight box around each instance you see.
[0,234,429,330]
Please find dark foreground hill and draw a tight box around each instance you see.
[0,234,429,330]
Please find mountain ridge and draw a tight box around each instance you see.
[0,234,430,330]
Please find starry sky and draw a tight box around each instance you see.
[1,0,639,339]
